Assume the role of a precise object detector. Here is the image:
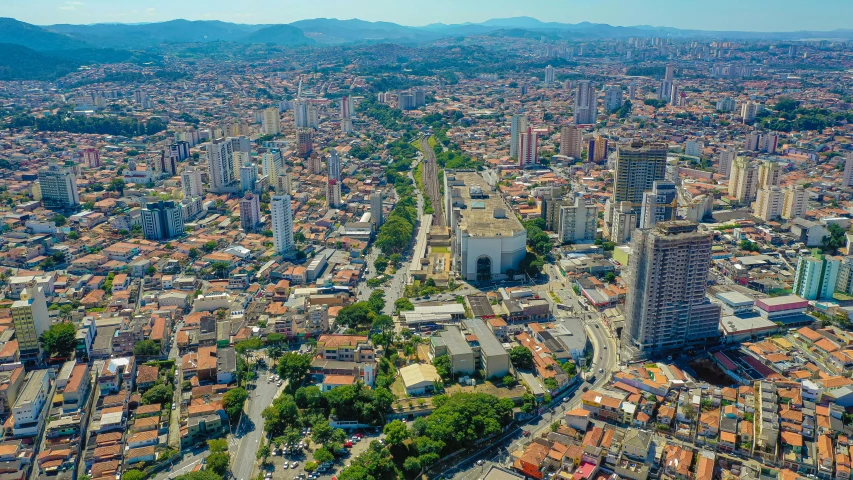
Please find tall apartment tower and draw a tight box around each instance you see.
[558,196,598,243]
[509,114,528,159]
[38,162,80,210]
[341,95,354,133]
[741,102,759,124]
[328,150,341,182]
[758,160,782,189]
[728,157,759,204]
[613,141,668,205]
[560,125,583,158]
[293,100,309,128]
[604,85,623,112]
[793,251,841,301]
[307,153,322,175]
[141,201,185,240]
[753,186,785,221]
[181,168,204,198]
[271,195,295,255]
[326,180,342,208]
[610,201,638,244]
[639,180,677,229]
[718,148,737,178]
[297,130,313,158]
[240,162,258,193]
[659,66,674,102]
[745,131,762,152]
[81,148,100,168]
[262,107,281,136]
[624,221,721,358]
[262,150,283,192]
[588,134,609,163]
[207,138,235,193]
[762,132,779,154]
[12,284,50,362]
[370,191,384,227]
[843,152,853,187]
[574,80,597,125]
[518,126,538,167]
[544,65,555,85]
[782,186,809,220]
[239,193,261,232]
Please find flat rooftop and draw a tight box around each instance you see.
[463,319,506,357]
[447,171,524,237]
[16,369,48,406]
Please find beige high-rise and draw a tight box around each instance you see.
[753,186,784,221]
[613,140,667,204]
[757,160,782,189]
[559,125,583,158]
[782,186,809,220]
[728,157,758,204]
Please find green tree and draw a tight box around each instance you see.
[403,456,422,473]
[256,444,271,459]
[207,439,228,454]
[502,375,517,387]
[394,297,414,313]
[211,261,230,279]
[277,352,312,390]
[561,361,577,376]
[368,290,386,314]
[222,387,248,420]
[203,240,218,253]
[205,452,229,476]
[336,302,374,328]
[432,355,452,380]
[262,394,300,436]
[509,346,534,369]
[374,256,389,273]
[141,383,173,405]
[133,340,161,356]
[383,420,409,447]
[313,447,335,464]
[175,472,220,480]
[121,471,146,480]
[39,322,77,358]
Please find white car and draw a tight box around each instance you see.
[283,464,289,470]
[291,462,299,468]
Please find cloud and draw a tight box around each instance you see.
[146,7,156,15]
[59,1,84,11]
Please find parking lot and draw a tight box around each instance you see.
[261,429,385,480]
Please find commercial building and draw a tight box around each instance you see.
[445,171,527,281]
[271,194,294,255]
[462,319,510,379]
[141,201,184,240]
[793,251,841,301]
[559,125,583,158]
[207,138,235,193]
[239,193,261,232]
[429,326,475,376]
[297,129,313,158]
[11,370,50,438]
[574,80,596,125]
[624,221,721,358]
[38,162,80,210]
[12,285,50,362]
[399,364,441,396]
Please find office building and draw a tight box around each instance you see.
[718,148,736,178]
[239,193,261,232]
[147,150,177,177]
[445,171,527,281]
[559,196,598,243]
[728,157,759,204]
[793,251,841,301]
[12,285,50,362]
[758,160,782,189]
[574,80,597,125]
[240,162,258,193]
[518,126,538,167]
[297,129,313,158]
[509,114,527,159]
[624,221,721,357]
[544,65,555,85]
[328,150,341,182]
[670,84,684,107]
[271,195,295,255]
[81,148,100,168]
[38,162,80,210]
[782,186,809,220]
[462,319,510,379]
[604,85,622,112]
[741,102,760,123]
[181,168,204,198]
[843,152,853,187]
[141,201,184,240]
[613,140,667,205]
[559,125,583,158]
[587,134,608,162]
[413,88,426,107]
[207,138,235,192]
[370,191,384,227]
[262,107,281,135]
[753,186,785,221]
[659,66,674,102]
[639,181,677,229]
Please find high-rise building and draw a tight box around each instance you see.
[38,162,80,210]
[168,141,190,162]
[328,150,341,182]
[181,168,204,198]
[782,186,809,220]
[262,150,283,191]
[753,186,785,221]
[559,125,583,158]
[307,153,322,175]
[587,134,609,162]
[610,201,638,244]
[639,181,677,229]
[741,102,760,124]
[718,148,736,178]
[684,140,703,157]
[761,132,779,154]
[509,115,528,159]
[670,84,683,107]
[613,140,667,205]
[604,85,623,112]
[297,129,313,158]
[413,89,426,107]
[207,138,235,192]
[240,162,258,193]
[141,201,184,240]
[326,180,342,208]
[758,160,782,189]
[835,257,853,296]
[793,251,841,301]
[271,195,295,254]
[12,284,50,362]
[716,97,736,112]
[399,93,415,111]
[558,196,598,243]
[262,107,281,136]
[148,151,177,177]
[370,191,384,227]
[307,104,319,128]
[628,81,637,100]
[745,131,762,151]
[518,126,538,167]
[81,148,100,168]
[728,157,759,204]
[544,65,555,85]
[624,221,720,357]
[293,100,309,128]
[239,193,261,232]
[658,64,675,102]
[574,80,597,125]
[842,152,853,187]
[341,95,354,133]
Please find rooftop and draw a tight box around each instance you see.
[448,171,524,237]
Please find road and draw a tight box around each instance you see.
[232,368,283,480]
[153,447,211,480]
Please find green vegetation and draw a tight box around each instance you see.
[509,346,534,369]
[375,196,418,255]
[644,99,667,109]
[222,387,248,421]
[626,66,667,77]
[39,322,77,358]
[133,340,161,356]
[277,352,313,391]
[6,111,167,136]
[141,383,173,405]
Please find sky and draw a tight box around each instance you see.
[4,0,852,32]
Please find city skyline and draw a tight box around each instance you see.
[7,0,853,32]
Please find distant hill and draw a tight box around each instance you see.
[290,18,439,44]
[0,43,80,80]
[48,19,266,49]
[0,17,91,50]
[240,24,315,46]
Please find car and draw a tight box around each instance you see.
[355,433,364,439]
[344,441,353,448]
[582,386,589,392]
[562,397,569,403]
[283,464,289,470]
[598,368,604,373]
[522,430,531,437]
[351,436,359,442]
[603,345,607,349]
[277,381,283,387]
[476,460,485,466]
[171,403,176,410]
[292,462,299,468]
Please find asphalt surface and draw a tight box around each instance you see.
[232,369,283,480]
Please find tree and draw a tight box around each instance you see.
[389,253,402,266]
[188,248,201,259]
[368,290,386,314]
[305,461,318,473]
[277,352,312,390]
[403,456,422,473]
[222,387,248,420]
[133,340,161,356]
[374,256,389,273]
[39,322,77,358]
[604,272,616,283]
[122,471,146,480]
[372,315,393,341]
[509,346,534,369]
[205,452,229,476]
[203,240,218,253]
[211,261,230,279]
[502,375,517,387]
[262,394,300,436]
[383,420,409,447]
[394,297,414,313]
[256,444,271,459]
[52,214,67,227]
[560,361,577,376]
[207,439,228,454]
[234,337,263,355]
[141,383,173,405]
[432,355,452,380]
[175,472,220,480]
[336,302,374,328]
[313,447,335,464]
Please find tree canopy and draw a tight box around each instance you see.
[510,346,534,369]
[39,322,77,358]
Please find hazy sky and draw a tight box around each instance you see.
[6,0,851,32]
